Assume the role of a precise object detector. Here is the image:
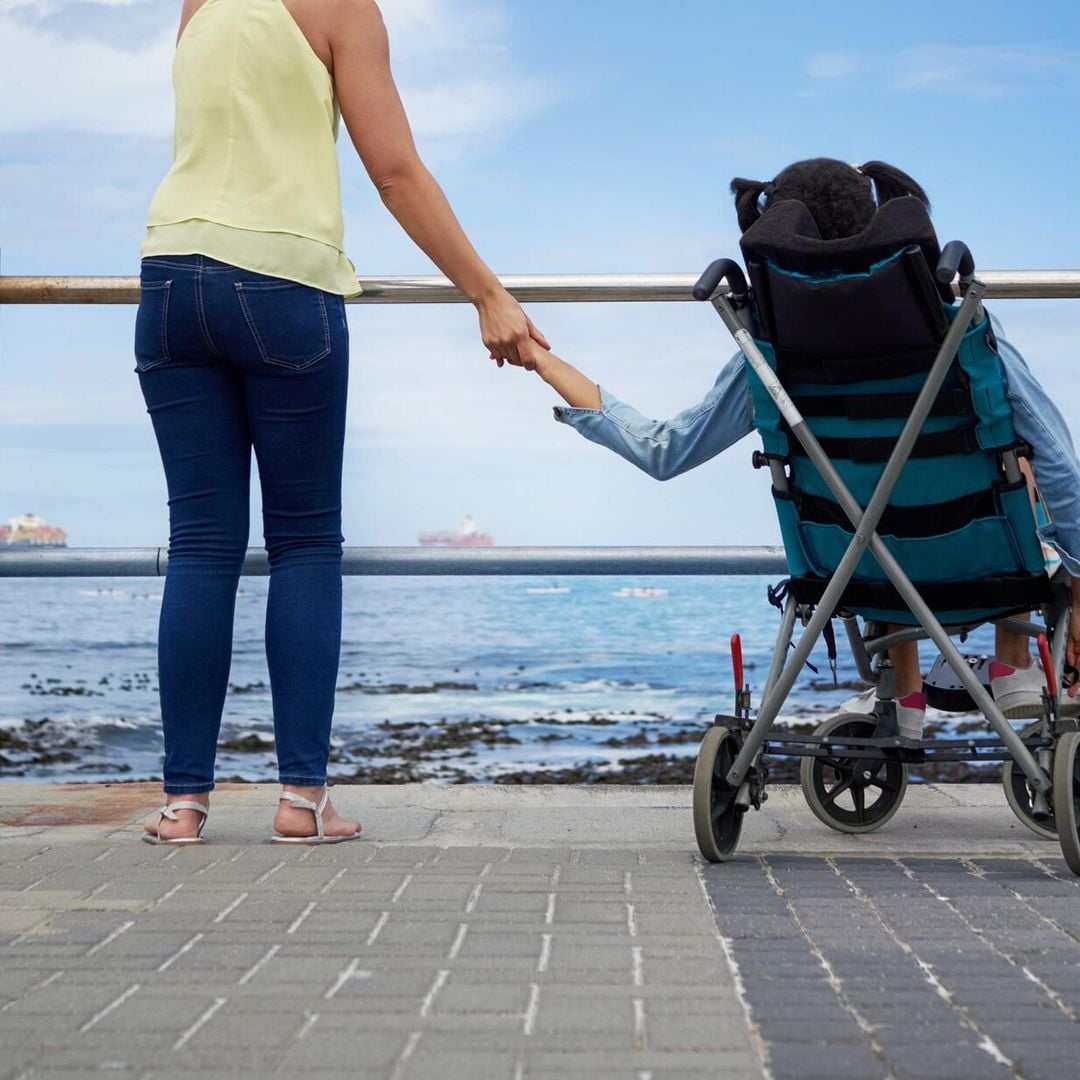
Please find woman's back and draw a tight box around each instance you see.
[144,0,358,294]
[177,0,335,70]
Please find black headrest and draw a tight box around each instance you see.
[740,196,946,295]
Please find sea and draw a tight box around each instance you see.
[0,575,1001,786]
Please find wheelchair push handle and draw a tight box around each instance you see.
[936,240,975,285]
[693,259,748,301]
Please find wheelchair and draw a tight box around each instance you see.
[690,196,1080,872]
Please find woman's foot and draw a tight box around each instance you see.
[143,794,210,843]
[273,786,361,841]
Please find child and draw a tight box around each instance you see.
[525,158,1080,734]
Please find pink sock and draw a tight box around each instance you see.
[899,691,927,710]
[989,661,1015,680]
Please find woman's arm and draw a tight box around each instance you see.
[329,0,546,367]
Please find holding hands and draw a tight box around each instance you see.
[476,287,550,370]
[506,341,602,411]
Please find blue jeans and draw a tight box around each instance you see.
[135,254,349,793]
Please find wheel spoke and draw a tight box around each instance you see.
[852,783,866,822]
[822,776,854,807]
[869,776,899,794]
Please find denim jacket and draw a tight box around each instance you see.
[554,311,1080,577]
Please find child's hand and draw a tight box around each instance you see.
[490,320,550,372]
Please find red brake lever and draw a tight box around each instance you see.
[1037,633,1057,699]
[731,634,744,696]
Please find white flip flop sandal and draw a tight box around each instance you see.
[271,789,361,845]
[142,800,209,845]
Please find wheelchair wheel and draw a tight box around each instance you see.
[1002,722,1057,841]
[800,713,907,834]
[693,726,744,862]
[1053,731,1080,874]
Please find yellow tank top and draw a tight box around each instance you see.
[142,0,360,297]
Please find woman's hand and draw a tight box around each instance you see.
[477,288,549,370]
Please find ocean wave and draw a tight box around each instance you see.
[557,678,675,694]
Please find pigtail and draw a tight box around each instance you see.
[730,177,771,233]
[859,161,931,211]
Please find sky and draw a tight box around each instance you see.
[1,0,1079,549]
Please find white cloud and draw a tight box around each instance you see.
[0,0,550,154]
[0,14,175,135]
[894,44,1075,98]
[805,42,1078,98]
[0,0,145,8]
[804,51,864,80]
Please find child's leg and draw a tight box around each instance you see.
[888,637,923,697]
[996,620,1032,668]
[887,635,926,740]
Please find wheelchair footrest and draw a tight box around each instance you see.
[709,714,1047,764]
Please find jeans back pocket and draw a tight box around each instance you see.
[134,280,172,372]
[235,281,331,370]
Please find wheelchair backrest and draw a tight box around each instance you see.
[738,198,1049,625]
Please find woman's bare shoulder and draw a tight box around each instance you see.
[177,0,209,43]
[326,0,386,34]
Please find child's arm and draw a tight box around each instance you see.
[994,314,1080,581]
[533,347,601,410]
[528,345,755,481]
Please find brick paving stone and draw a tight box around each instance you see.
[886,1050,1008,1079]
[12,799,1080,1080]
[763,1042,884,1078]
[398,1051,521,1080]
[700,851,1080,1078]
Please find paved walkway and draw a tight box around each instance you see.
[1,783,1079,1079]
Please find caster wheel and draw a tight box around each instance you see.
[1053,730,1080,874]
[693,726,744,862]
[800,713,908,834]
[1002,722,1057,840]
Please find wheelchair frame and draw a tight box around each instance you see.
[691,251,1080,873]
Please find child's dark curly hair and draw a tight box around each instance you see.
[730,158,930,240]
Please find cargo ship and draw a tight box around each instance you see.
[0,513,67,547]
[418,515,493,548]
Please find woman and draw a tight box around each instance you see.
[138,0,547,844]
[522,158,1080,734]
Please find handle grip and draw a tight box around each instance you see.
[694,259,748,302]
[936,240,975,285]
[1037,633,1057,698]
[731,634,744,692]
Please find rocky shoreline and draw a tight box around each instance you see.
[1,711,1005,786]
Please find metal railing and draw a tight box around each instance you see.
[2,269,1077,578]
[3,270,1080,305]
[0,546,789,578]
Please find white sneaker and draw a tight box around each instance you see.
[840,687,926,740]
[838,687,878,716]
[989,660,1045,719]
[896,691,927,741]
